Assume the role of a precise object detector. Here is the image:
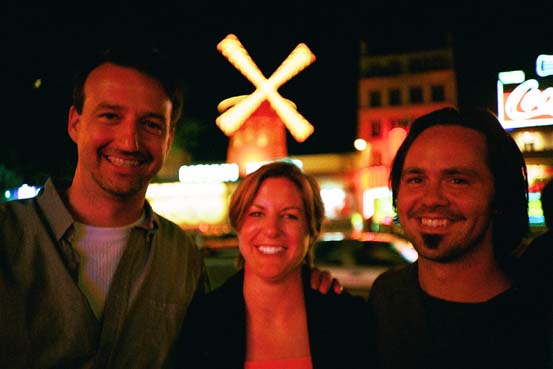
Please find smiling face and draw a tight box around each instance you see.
[396,125,496,263]
[237,177,311,283]
[68,63,174,199]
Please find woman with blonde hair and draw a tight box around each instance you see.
[177,161,371,369]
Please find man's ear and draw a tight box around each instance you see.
[67,106,80,144]
[165,126,176,156]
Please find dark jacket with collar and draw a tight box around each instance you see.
[177,266,373,369]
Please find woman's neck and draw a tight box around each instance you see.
[243,267,310,361]
[243,267,305,315]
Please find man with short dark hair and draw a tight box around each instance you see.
[0,47,207,369]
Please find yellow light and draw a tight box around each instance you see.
[354,138,367,151]
[216,34,316,142]
[146,182,229,226]
[178,163,239,183]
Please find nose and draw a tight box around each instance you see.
[119,119,140,151]
[263,214,281,238]
[421,181,449,208]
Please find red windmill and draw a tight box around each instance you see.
[216,34,316,175]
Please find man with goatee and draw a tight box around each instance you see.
[368,107,551,369]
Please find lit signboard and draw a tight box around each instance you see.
[497,54,553,129]
[146,182,230,228]
[179,163,239,183]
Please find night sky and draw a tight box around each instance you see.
[2,2,551,184]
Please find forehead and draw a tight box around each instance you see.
[405,125,489,171]
[254,177,303,203]
[84,63,171,106]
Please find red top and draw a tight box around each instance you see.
[244,356,313,369]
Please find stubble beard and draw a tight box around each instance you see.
[95,172,148,199]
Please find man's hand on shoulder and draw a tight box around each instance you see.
[310,267,343,294]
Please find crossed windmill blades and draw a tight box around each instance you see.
[216,34,316,143]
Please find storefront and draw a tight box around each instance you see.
[497,53,553,229]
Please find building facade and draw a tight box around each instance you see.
[354,43,458,228]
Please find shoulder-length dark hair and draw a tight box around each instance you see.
[389,107,529,269]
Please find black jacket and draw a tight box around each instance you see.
[176,266,373,369]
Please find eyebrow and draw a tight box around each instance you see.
[94,102,167,122]
[442,168,481,176]
[250,204,303,211]
[95,102,124,111]
[402,166,481,177]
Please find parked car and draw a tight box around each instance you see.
[313,231,418,299]
[197,234,240,291]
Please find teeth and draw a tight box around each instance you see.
[420,218,448,227]
[107,155,141,167]
[258,246,284,255]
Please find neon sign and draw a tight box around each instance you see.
[497,54,553,129]
[536,54,553,77]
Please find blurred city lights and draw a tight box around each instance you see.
[536,54,553,77]
[3,184,41,201]
[245,158,303,175]
[354,138,367,151]
[179,163,239,183]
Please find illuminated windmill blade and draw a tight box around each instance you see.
[267,91,314,142]
[259,42,315,142]
[218,85,314,141]
[218,35,315,101]
[216,34,273,132]
[215,88,268,135]
[217,84,314,141]
[217,34,268,87]
[217,88,314,142]
[265,43,316,89]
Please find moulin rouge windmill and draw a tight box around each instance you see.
[215,34,316,175]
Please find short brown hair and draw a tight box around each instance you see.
[72,47,184,128]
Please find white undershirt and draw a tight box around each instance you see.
[73,214,144,319]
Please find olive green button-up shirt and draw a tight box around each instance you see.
[0,178,206,369]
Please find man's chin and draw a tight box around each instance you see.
[421,233,444,250]
[100,181,146,199]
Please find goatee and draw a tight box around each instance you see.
[422,234,443,249]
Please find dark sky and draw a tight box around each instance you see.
[2,2,552,183]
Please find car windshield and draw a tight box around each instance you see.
[314,239,407,267]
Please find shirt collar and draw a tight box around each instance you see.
[37,178,159,240]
